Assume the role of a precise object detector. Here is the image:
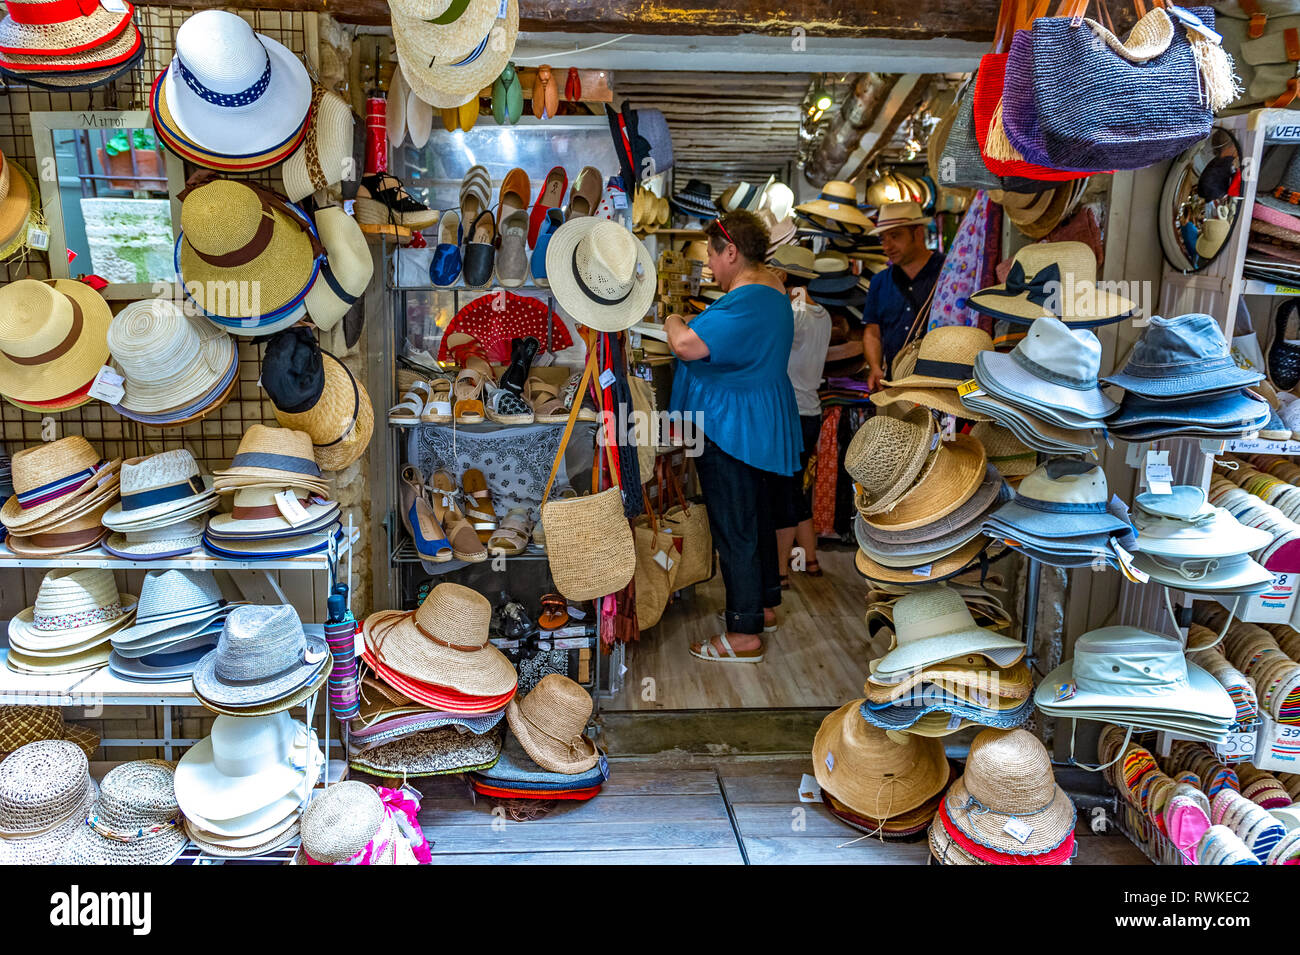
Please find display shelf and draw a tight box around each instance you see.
[0,528,359,571]
[1224,438,1300,455]
[388,278,553,293]
[391,536,548,568]
[389,418,578,432]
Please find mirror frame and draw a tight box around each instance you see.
[29,110,184,300]
[1157,127,1244,276]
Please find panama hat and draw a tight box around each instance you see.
[769,243,818,278]
[506,674,600,774]
[8,568,135,652]
[191,604,328,711]
[861,433,987,532]
[795,181,873,233]
[869,201,933,236]
[363,583,516,697]
[0,279,111,403]
[281,86,354,203]
[101,450,215,529]
[0,741,98,864]
[303,207,372,332]
[206,488,338,539]
[107,298,233,415]
[969,241,1135,327]
[4,500,114,557]
[812,700,948,820]
[55,760,187,865]
[546,218,656,333]
[202,526,340,561]
[113,569,233,652]
[869,586,1025,680]
[0,707,98,760]
[0,437,119,531]
[395,0,518,109]
[0,154,32,252]
[212,424,326,492]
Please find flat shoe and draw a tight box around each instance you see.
[690,634,764,664]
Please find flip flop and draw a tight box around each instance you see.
[538,593,569,629]
[689,634,765,664]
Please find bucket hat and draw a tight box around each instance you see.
[394,0,518,110]
[1102,313,1263,398]
[869,586,1025,679]
[506,673,600,774]
[974,316,1116,420]
[1132,486,1273,560]
[107,298,234,416]
[856,465,1009,555]
[281,86,353,203]
[545,218,656,333]
[191,604,329,711]
[55,759,187,866]
[795,181,873,233]
[8,568,135,651]
[101,450,215,529]
[984,459,1130,541]
[845,407,935,514]
[860,688,1033,731]
[860,434,987,532]
[363,584,516,698]
[1107,389,1271,438]
[812,700,948,820]
[0,741,98,864]
[174,712,320,821]
[112,569,232,650]
[669,179,716,219]
[0,278,111,403]
[303,207,373,332]
[1132,551,1274,595]
[0,707,97,760]
[212,424,326,492]
[870,201,933,236]
[968,241,1135,327]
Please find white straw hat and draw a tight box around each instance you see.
[281,86,354,203]
[388,0,506,59]
[101,449,216,528]
[8,568,136,651]
[303,207,373,332]
[395,0,518,110]
[108,298,234,414]
[545,218,657,332]
[870,586,1026,681]
[0,741,98,865]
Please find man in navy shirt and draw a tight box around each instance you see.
[861,202,943,391]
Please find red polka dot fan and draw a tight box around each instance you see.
[436,291,574,364]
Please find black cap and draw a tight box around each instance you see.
[261,326,324,415]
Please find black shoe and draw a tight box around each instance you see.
[1271,299,1300,390]
[500,336,539,396]
[462,210,498,290]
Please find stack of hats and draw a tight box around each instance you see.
[110,570,235,684]
[1,438,122,558]
[968,242,1135,329]
[361,583,518,720]
[813,700,951,840]
[347,674,505,764]
[669,179,717,220]
[991,181,1085,240]
[871,326,995,422]
[177,711,323,858]
[808,251,867,311]
[101,449,217,560]
[0,0,143,90]
[0,740,98,864]
[151,11,312,171]
[191,605,329,715]
[107,299,237,427]
[0,279,113,413]
[0,444,11,540]
[470,675,607,801]
[55,760,188,865]
[293,780,431,865]
[7,569,136,675]
[391,0,518,111]
[0,706,98,760]
[929,728,1077,865]
[970,422,1036,484]
[982,460,1134,570]
[866,582,1014,635]
[864,587,1031,736]
[260,327,374,472]
[1101,314,1269,441]
[205,425,341,560]
[176,176,322,336]
[794,180,874,238]
[1130,485,1273,600]
[959,316,1112,454]
[1036,626,1238,744]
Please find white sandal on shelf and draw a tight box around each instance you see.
[388,380,432,425]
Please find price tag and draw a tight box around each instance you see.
[1124,441,1150,469]
[26,226,49,251]
[551,625,588,639]
[956,378,983,398]
[567,606,587,620]
[798,773,823,803]
[826,202,840,210]
[343,199,355,216]
[489,637,520,650]
[652,548,676,572]
[1002,817,1034,844]
[1144,450,1173,495]
[824,751,834,773]
[598,368,617,390]
[611,190,628,210]
[275,490,312,527]
[1111,540,1150,583]
[1213,728,1258,763]
[911,564,933,577]
[946,713,964,730]
[1168,5,1221,42]
[87,366,125,405]
[553,636,590,650]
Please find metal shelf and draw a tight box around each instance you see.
[0,528,359,571]
[1242,278,1300,297]
[390,536,548,568]
[389,419,584,432]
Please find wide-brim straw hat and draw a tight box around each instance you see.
[282,86,353,203]
[971,421,1036,478]
[813,700,948,820]
[506,673,600,774]
[4,501,114,557]
[845,406,934,514]
[795,181,873,232]
[0,0,138,67]
[272,351,374,472]
[882,326,995,391]
[303,207,373,333]
[395,0,518,109]
[187,814,300,858]
[109,298,233,414]
[928,812,987,865]
[0,706,98,760]
[866,659,1033,704]
[0,154,31,250]
[871,384,993,421]
[545,217,656,333]
[212,424,325,489]
[0,278,112,403]
[0,437,119,531]
[861,434,988,532]
[9,569,135,649]
[869,201,933,236]
[0,740,98,864]
[856,536,989,585]
[856,464,1006,556]
[968,241,1134,327]
[55,759,188,865]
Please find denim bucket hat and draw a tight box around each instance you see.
[860,688,1033,731]
[974,316,1117,420]
[1101,313,1264,398]
[1107,389,1271,433]
[983,459,1131,541]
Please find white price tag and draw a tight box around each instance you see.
[552,636,590,650]
[551,625,587,639]
[824,751,834,773]
[25,226,49,251]
[101,0,128,11]
[275,490,312,527]
[598,368,617,390]
[1144,450,1173,495]
[343,199,355,216]
[1214,728,1258,763]
[1124,441,1150,469]
[652,548,675,572]
[488,637,520,650]
[567,606,587,620]
[1002,817,1034,844]
[611,190,628,210]
[911,564,933,577]
[1110,540,1150,583]
[798,773,823,803]
[86,366,125,405]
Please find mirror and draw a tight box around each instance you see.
[1158,127,1243,274]
[30,111,185,298]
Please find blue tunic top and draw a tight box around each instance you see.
[669,284,803,475]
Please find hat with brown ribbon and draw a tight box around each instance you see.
[506,673,600,774]
[0,278,111,403]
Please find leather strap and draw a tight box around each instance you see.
[3,292,82,366]
[1239,0,1267,37]
[542,337,598,506]
[19,525,104,549]
[178,171,324,260]
[1271,76,1300,109]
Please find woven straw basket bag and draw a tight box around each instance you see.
[633,484,678,630]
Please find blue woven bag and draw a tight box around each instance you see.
[1030,5,1235,170]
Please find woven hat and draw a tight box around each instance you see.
[846,407,935,515]
[769,243,818,278]
[795,181,873,232]
[159,11,311,157]
[205,487,337,540]
[55,759,187,865]
[264,334,374,472]
[0,0,141,76]
[506,674,600,774]
[855,536,992,586]
[187,814,301,859]
[108,298,234,414]
[971,422,1036,478]
[968,241,1134,327]
[0,740,97,864]
[861,433,988,532]
[928,812,986,865]
[870,201,933,236]
[281,86,354,203]
[348,724,503,779]
[212,424,325,491]
[0,153,31,250]
[0,706,97,760]
[363,583,516,697]
[0,278,111,402]
[870,586,1026,680]
[545,218,656,333]
[303,207,372,332]
[396,0,518,109]
[875,325,995,391]
[8,568,135,650]
[101,450,215,529]
[812,700,948,820]
[295,780,386,864]
[192,604,329,711]
[113,569,231,650]
[943,728,1075,858]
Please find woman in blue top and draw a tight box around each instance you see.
[665,211,802,664]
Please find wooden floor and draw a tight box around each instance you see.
[610,543,882,710]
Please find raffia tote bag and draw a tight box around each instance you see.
[633,485,679,630]
[627,374,658,486]
[540,349,636,602]
[659,458,713,589]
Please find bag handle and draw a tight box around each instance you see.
[993,0,1022,51]
[662,456,692,515]
[542,341,599,507]
[896,277,940,354]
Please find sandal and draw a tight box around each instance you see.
[538,593,569,630]
[428,470,487,562]
[421,379,453,424]
[500,597,537,639]
[561,370,599,422]
[524,374,568,423]
[387,380,432,425]
[461,468,498,543]
[487,508,533,556]
[805,560,823,578]
[400,466,452,562]
[485,382,535,425]
[689,633,765,664]
[446,333,494,423]
[355,172,438,230]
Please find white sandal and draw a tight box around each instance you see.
[421,379,454,424]
[388,380,432,425]
[689,633,764,664]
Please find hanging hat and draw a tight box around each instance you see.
[870,586,1025,681]
[212,424,326,491]
[281,86,354,203]
[101,450,216,529]
[303,207,373,332]
[8,568,135,655]
[55,760,187,865]
[669,179,716,219]
[870,201,934,236]
[395,0,518,109]
[506,673,600,775]
[0,437,119,531]
[968,241,1135,327]
[0,706,97,760]
[0,740,98,864]
[545,218,656,333]
[191,604,329,712]
[845,406,935,514]
[107,298,234,416]
[0,278,111,403]
[0,0,143,87]
[0,153,32,252]
[795,180,873,233]
[263,328,374,472]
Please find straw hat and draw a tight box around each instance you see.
[943,728,1076,857]
[769,243,818,278]
[968,241,1135,327]
[866,659,1033,704]
[0,707,98,760]
[0,0,140,73]
[0,9,140,76]
[348,725,503,778]
[192,604,329,712]
[812,700,948,820]
[303,207,373,332]
[101,450,215,529]
[281,86,354,203]
[108,298,233,414]
[870,201,933,236]
[506,674,600,774]
[0,154,32,252]
[881,327,994,391]
[970,421,1036,478]
[545,218,656,333]
[929,813,986,865]
[0,279,111,402]
[870,586,1026,679]
[188,815,301,859]
[4,499,115,557]
[0,740,98,865]
[55,759,187,866]
[795,181,873,232]
[761,181,795,221]
[212,424,326,491]
[205,487,337,540]
[0,437,120,531]
[295,780,386,864]
[396,0,518,109]
[8,568,135,651]
[846,406,935,514]
[855,536,990,585]
[363,583,516,697]
[861,433,987,532]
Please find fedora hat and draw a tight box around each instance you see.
[0,437,119,531]
[212,424,326,492]
[101,450,216,529]
[304,207,372,333]
[0,741,98,864]
[845,406,935,515]
[871,328,996,420]
[8,568,135,652]
[55,760,187,866]
[113,569,233,651]
[0,707,97,760]
[670,179,716,219]
[348,725,504,779]
[870,586,1025,681]
[205,488,338,540]
[769,243,818,278]
[870,201,933,236]
[4,500,112,557]
[1101,313,1262,399]
[969,241,1134,327]
[795,181,873,233]
[103,520,205,563]
[506,673,600,774]
[363,583,516,698]
[812,700,948,820]
[192,604,329,711]
[395,0,518,109]
[861,433,987,532]
[159,11,311,158]
[108,298,234,415]
[109,633,219,683]
[0,279,111,403]
[546,218,656,333]
[761,181,795,221]
[281,86,354,203]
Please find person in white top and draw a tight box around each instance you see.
[770,261,831,588]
